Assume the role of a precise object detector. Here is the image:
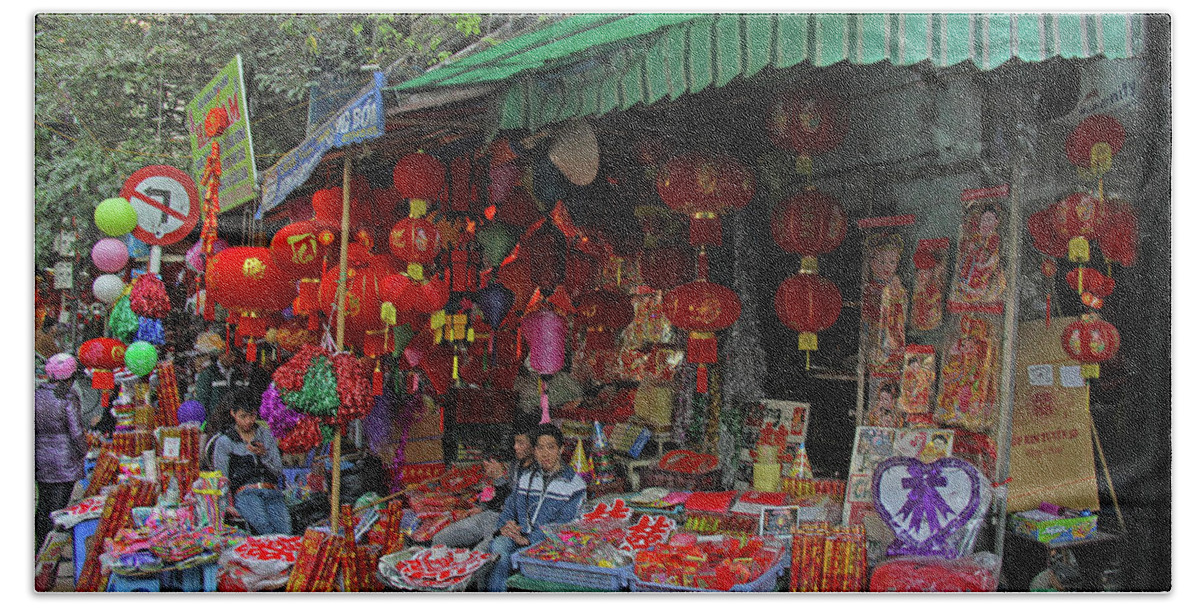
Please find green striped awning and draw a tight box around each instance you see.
[387,13,1146,131]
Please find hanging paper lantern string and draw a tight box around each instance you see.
[1061,313,1120,380]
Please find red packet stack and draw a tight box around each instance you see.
[285,529,328,592]
[155,361,181,428]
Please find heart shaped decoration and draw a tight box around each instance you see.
[872,456,989,559]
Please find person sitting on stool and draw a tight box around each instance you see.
[211,389,291,535]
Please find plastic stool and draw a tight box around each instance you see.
[106,572,161,592]
[72,518,100,584]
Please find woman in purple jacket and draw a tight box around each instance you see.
[34,371,87,554]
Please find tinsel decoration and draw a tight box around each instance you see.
[278,415,322,454]
[330,352,372,421]
[107,294,139,342]
[319,424,337,444]
[137,317,165,345]
[260,383,302,439]
[282,356,341,417]
[129,273,170,319]
[273,345,324,392]
[272,344,373,429]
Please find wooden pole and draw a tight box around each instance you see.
[329,153,353,535]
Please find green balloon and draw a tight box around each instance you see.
[124,341,159,376]
[477,221,518,268]
[95,197,139,237]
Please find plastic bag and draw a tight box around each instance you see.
[869,551,1001,592]
[220,534,303,592]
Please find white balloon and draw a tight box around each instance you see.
[92,274,126,304]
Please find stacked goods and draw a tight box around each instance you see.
[632,534,787,591]
[285,529,344,592]
[781,478,846,502]
[789,523,868,592]
[154,361,181,427]
[156,425,201,492]
[220,535,304,592]
[112,430,155,457]
[76,483,138,591]
[379,546,493,591]
[84,451,121,497]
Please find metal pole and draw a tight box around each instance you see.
[329,153,353,535]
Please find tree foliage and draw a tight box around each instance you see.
[34,13,493,268]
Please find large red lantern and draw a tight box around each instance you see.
[380,272,450,316]
[1066,114,1126,174]
[656,152,755,247]
[639,246,694,291]
[312,179,371,228]
[271,220,334,279]
[1061,313,1120,379]
[767,91,848,159]
[207,247,297,339]
[393,152,446,203]
[389,216,442,268]
[1065,267,1116,310]
[317,263,386,348]
[77,337,127,390]
[1098,198,1139,267]
[770,189,848,257]
[1051,192,1104,262]
[774,270,842,369]
[664,280,742,392]
[575,290,635,351]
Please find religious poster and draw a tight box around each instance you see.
[897,345,938,415]
[864,377,902,428]
[862,233,908,377]
[933,315,1000,432]
[910,238,950,330]
[1007,317,1101,513]
[948,186,1009,314]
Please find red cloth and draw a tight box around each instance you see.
[684,491,738,514]
[869,557,999,592]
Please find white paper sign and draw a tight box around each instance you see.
[1059,365,1085,388]
[1027,364,1054,387]
[162,436,181,459]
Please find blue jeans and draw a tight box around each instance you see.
[486,535,518,592]
[235,488,292,536]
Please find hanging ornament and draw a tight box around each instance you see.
[1050,192,1103,263]
[655,152,755,248]
[207,247,296,346]
[270,220,334,279]
[129,273,169,319]
[1065,114,1126,182]
[664,279,742,393]
[770,189,848,257]
[393,152,447,204]
[520,309,567,423]
[774,265,842,370]
[1097,198,1139,267]
[1061,313,1120,379]
[312,178,372,229]
[766,91,848,163]
[78,337,126,409]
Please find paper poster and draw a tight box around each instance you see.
[897,346,938,415]
[1059,365,1085,388]
[844,426,897,525]
[862,233,908,377]
[911,238,950,331]
[864,377,902,428]
[1027,364,1055,386]
[1007,318,1100,513]
[934,315,1000,432]
[893,428,955,461]
[948,186,1009,314]
[161,437,181,459]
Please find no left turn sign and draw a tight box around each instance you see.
[120,165,201,246]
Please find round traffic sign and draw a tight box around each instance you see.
[120,165,201,246]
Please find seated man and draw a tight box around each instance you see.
[485,424,587,592]
[211,390,292,536]
[431,428,535,552]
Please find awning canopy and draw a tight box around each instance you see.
[387,13,1146,131]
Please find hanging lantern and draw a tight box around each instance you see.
[771,189,847,257]
[389,216,443,274]
[312,181,371,228]
[766,91,848,160]
[207,247,296,345]
[575,289,635,351]
[1098,198,1139,267]
[638,247,694,291]
[317,263,386,348]
[1061,313,1120,379]
[475,281,515,330]
[520,309,567,423]
[774,270,843,369]
[1051,192,1104,263]
[393,152,446,203]
[1066,114,1126,177]
[270,220,334,279]
[664,280,742,393]
[78,337,126,390]
[477,221,519,268]
[380,272,450,317]
[655,152,755,248]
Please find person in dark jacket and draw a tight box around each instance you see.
[431,428,535,551]
[486,424,587,592]
[34,374,87,553]
[194,347,249,426]
[211,390,291,535]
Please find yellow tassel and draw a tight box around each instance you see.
[1090,142,1113,176]
[452,355,459,380]
[407,263,424,282]
[467,327,475,343]
[1082,363,1100,379]
[380,302,397,326]
[799,256,819,274]
[1077,265,1085,294]
[409,199,427,218]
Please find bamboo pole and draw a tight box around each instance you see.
[329,153,353,535]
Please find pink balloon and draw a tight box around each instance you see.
[91,238,129,273]
[520,309,566,375]
[185,238,229,273]
[489,162,521,204]
[46,353,77,380]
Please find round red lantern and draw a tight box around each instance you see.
[312,181,371,228]
[1065,114,1126,172]
[664,279,742,393]
[389,216,442,267]
[393,152,446,202]
[1051,192,1103,262]
[1028,207,1069,259]
[656,152,755,247]
[1098,198,1138,267]
[767,91,848,157]
[639,247,694,291]
[770,189,848,257]
[774,271,842,368]
[317,263,385,347]
[1061,313,1120,379]
[206,247,297,322]
[575,289,635,351]
[77,337,127,390]
[271,220,334,279]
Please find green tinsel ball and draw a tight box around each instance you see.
[107,294,139,342]
[281,355,341,417]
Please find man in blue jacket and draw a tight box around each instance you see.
[485,423,587,591]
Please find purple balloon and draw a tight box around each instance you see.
[177,400,206,425]
[91,238,129,273]
[475,281,515,329]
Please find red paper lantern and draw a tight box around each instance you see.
[380,273,450,316]
[1098,198,1139,267]
[774,271,842,355]
[1028,207,1069,259]
[1065,267,1115,297]
[393,152,446,202]
[656,152,755,247]
[1066,114,1126,171]
[639,247,694,291]
[206,247,297,314]
[767,91,848,157]
[270,220,333,279]
[770,189,848,256]
[389,216,442,266]
[664,280,742,392]
[78,337,127,389]
[575,290,635,351]
[1051,192,1104,262]
[317,263,386,346]
[312,180,371,228]
[1061,313,1120,379]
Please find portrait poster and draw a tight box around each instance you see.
[948,185,1010,314]
[759,505,800,538]
[843,426,897,525]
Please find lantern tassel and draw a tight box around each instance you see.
[452,354,460,382]
[696,364,709,394]
[373,361,383,396]
[540,386,551,424]
[245,339,256,363]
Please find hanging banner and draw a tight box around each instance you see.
[256,71,387,220]
[185,55,258,212]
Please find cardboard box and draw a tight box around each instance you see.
[403,438,444,465]
[1009,509,1098,544]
